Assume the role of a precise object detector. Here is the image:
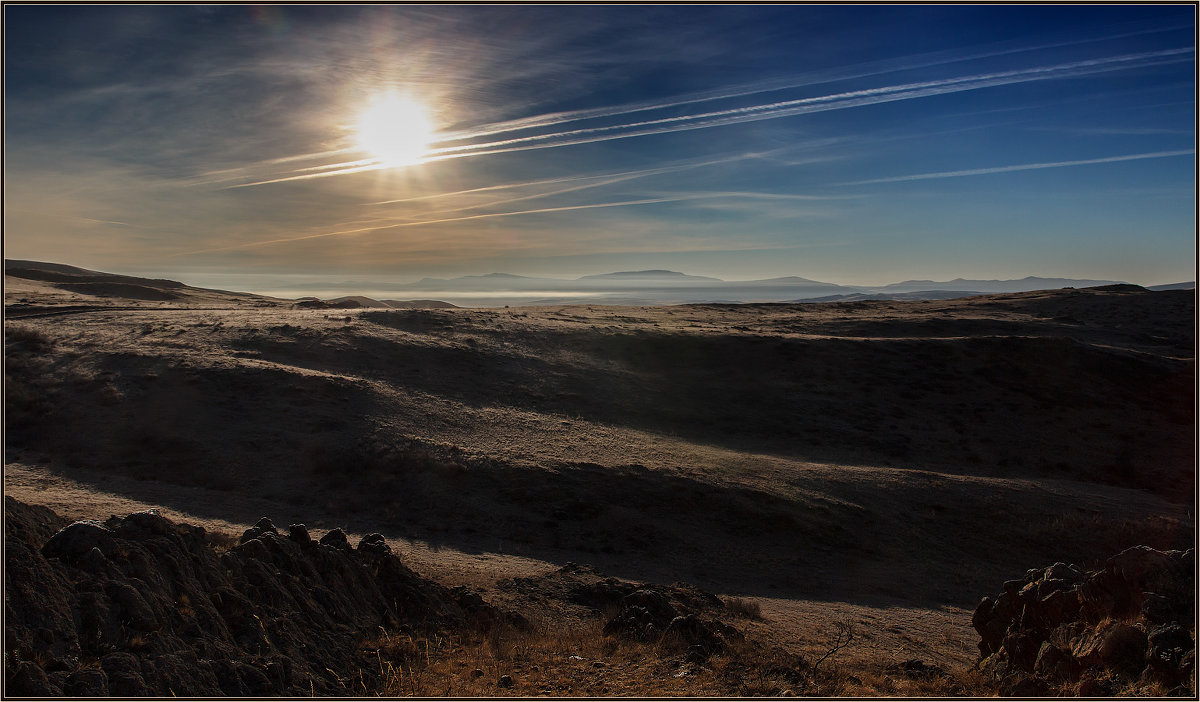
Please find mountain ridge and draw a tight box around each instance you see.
[8,259,1186,307]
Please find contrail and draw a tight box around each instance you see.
[434,23,1190,143]
[220,47,1190,188]
[194,21,1188,188]
[189,24,1180,186]
[427,47,1191,157]
[838,149,1194,185]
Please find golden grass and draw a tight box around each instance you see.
[357,617,998,697]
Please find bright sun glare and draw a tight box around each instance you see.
[355,93,435,167]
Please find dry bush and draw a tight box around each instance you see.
[5,323,53,352]
[722,596,763,621]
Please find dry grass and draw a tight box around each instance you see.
[5,323,54,351]
[722,596,764,621]
[356,616,998,697]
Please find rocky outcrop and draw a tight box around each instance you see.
[4,497,506,696]
[973,546,1194,696]
[499,561,743,660]
[602,587,744,660]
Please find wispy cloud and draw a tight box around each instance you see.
[172,187,847,258]
[364,149,804,219]
[1031,125,1193,136]
[838,149,1194,185]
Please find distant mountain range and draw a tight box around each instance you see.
[379,269,1198,305]
[5,259,1193,308]
[874,276,1138,294]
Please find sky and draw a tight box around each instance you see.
[4,5,1196,292]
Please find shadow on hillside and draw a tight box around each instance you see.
[234,316,1194,500]
[13,430,1193,611]
[3,297,1194,609]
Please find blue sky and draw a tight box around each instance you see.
[4,5,1195,290]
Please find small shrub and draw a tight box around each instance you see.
[5,324,53,352]
[723,596,764,621]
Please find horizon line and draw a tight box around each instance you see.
[5,257,1192,291]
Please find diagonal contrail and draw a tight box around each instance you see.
[838,149,1194,185]
[433,22,1191,143]
[189,21,1188,186]
[426,48,1192,157]
[220,47,1190,189]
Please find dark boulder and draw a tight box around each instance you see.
[288,524,311,545]
[357,533,391,555]
[318,528,351,551]
[41,521,118,563]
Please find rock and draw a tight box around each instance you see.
[234,536,269,560]
[623,588,677,621]
[5,497,508,697]
[118,510,174,537]
[1038,588,1080,628]
[1033,641,1076,681]
[497,674,514,688]
[8,660,57,696]
[287,524,310,544]
[975,546,1193,691]
[99,652,142,675]
[254,517,278,535]
[569,577,636,610]
[1001,579,1024,597]
[1073,673,1113,697]
[1072,621,1149,674]
[602,588,681,642]
[104,581,159,632]
[239,527,265,544]
[1147,624,1193,676]
[63,666,109,696]
[1001,674,1047,697]
[76,546,111,574]
[237,661,274,695]
[663,614,735,654]
[1142,592,1175,624]
[107,670,149,696]
[1099,623,1148,671]
[357,533,391,555]
[41,521,118,563]
[319,528,351,551]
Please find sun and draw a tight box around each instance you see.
[355,93,436,167]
